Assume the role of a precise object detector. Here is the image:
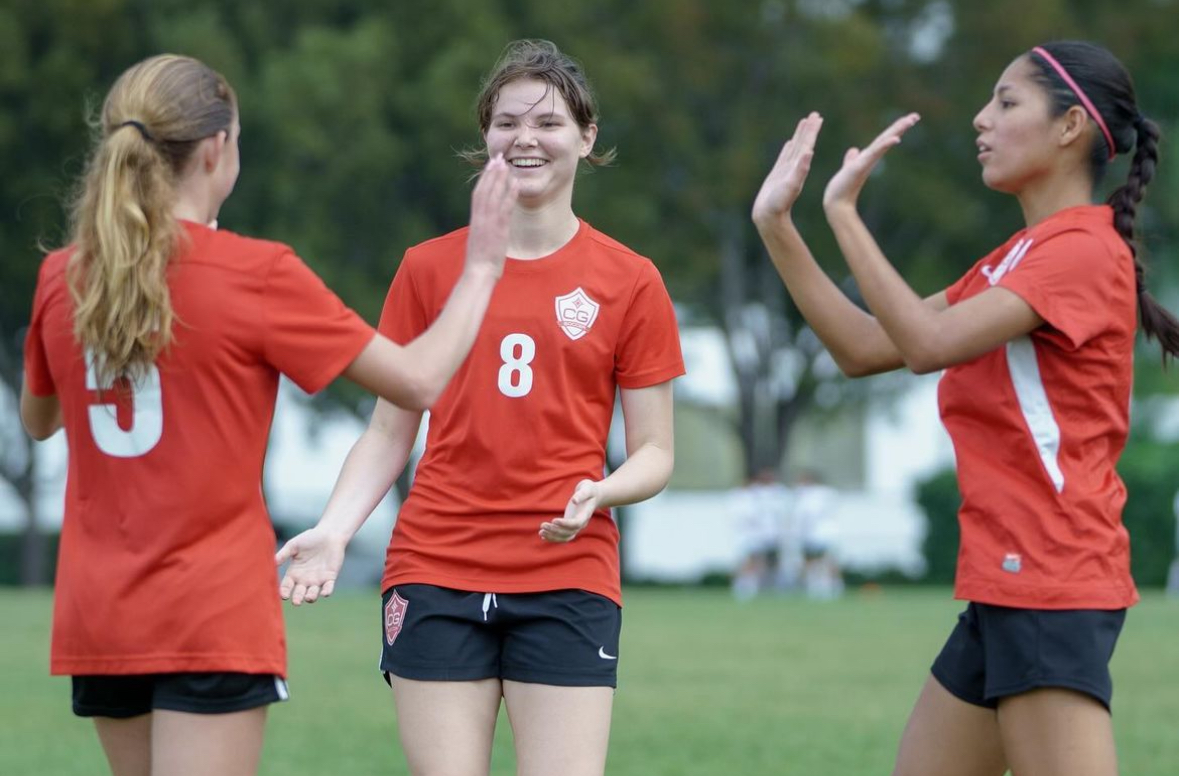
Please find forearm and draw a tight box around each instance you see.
[755,215,903,376]
[596,442,674,508]
[824,204,943,373]
[314,426,414,541]
[401,265,500,404]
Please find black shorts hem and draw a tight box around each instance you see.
[151,690,287,715]
[501,664,617,689]
[985,677,1113,712]
[72,703,151,719]
[930,666,993,709]
[382,663,501,683]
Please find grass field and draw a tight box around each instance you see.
[2,587,1177,775]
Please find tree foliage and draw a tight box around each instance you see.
[2,0,1177,580]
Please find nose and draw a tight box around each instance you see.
[972,103,990,133]
[514,122,537,148]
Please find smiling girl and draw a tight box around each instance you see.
[277,39,684,776]
[752,40,1172,776]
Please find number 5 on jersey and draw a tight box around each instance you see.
[497,333,535,398]
[85,350,164,457]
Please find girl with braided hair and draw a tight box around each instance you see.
[752,40,1170,775]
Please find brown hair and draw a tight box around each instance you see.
[460,39,615,167]
[67,54,236,384]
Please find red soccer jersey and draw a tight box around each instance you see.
[23,221,374,675]
[939,205,1138,609]
[378,220,685,604]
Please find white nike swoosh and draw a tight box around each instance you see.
[598,647,617,660]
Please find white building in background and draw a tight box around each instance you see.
[622,326,955,584]
[1,327,956,585]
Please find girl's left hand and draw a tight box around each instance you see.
[541,479,602,543]
[822,113,920,211]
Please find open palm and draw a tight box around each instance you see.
[751,112,824,223]
[822,113,920,210]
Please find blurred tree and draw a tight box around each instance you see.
[2,0,1177,582]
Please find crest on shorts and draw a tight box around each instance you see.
[554,287,600,341]
[1002,553,1022,574]
[384,591,409,645]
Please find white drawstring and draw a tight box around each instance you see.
[481,592,498,621]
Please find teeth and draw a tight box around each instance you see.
[511,158,545,167]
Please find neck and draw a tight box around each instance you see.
[1016,168,1094,229]
[507,201,580,260]
[171,178,219,226]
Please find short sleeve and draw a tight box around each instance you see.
[262,250,375,393]
[615,261,685,389]
[997,230,1123,349]
[377,255,430,345]
[944,265,978,305]
[23,261,56,396]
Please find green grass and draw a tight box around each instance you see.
[2,587,1178,775]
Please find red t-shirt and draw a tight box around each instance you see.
[939,205,1138,609]
[23,221,375,675]
[379,220,685,604]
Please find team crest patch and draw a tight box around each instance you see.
[1002,553,1022,574]
[555,287,600,341]
[384,591,409,645]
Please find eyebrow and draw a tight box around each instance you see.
[491,110,561,121]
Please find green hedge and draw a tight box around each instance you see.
[0,532,60,586]
[916,440,1179,589]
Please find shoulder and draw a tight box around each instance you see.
[38,247,73,283]
[578,222,667,283]
[1025,206,1126,263]
[401,227,469,270]
[197,225,292,270]
[582,223,651,264]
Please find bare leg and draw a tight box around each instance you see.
[151,708,267,776]
[502,680,613,776]
[892,675,1007,776]
[391,677,502,776]
[998,688,1118,776]
[93,715,151,776]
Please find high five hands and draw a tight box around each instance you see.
[752,111,921,223]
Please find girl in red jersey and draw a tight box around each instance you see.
[278,39,684,776]
[752,41,1173,776]
[20,54,515,776]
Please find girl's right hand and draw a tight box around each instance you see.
[752,112,823,226]
[464,154,518,278]
[276,527,349,606]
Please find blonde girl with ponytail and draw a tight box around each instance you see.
[21,54,516,776]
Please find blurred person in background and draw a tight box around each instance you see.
[277,39,684,776]
[20,54,515,776]
[731,467,792,600]
[792,470,843,600]
[753,40,1170,776]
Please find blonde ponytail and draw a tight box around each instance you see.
[66,55,236,385]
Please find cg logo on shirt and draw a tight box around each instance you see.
[385,591,409,646]
[554,287,600,341]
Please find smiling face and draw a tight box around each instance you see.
[972,56,1068,194]
[484,77,597,207]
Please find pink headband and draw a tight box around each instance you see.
[1032,46,1116,161]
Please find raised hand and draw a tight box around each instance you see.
[276,527,349,606]
[464,154,519,278]
[540,479,602,543]
[822,113,920,212]
[752,112,824,225]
